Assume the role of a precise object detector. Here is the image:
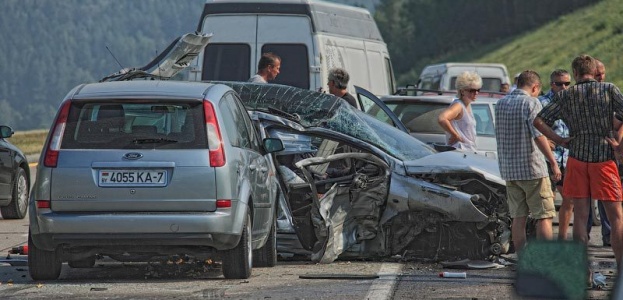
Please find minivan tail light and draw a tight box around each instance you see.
[44,101,71,167]
[216,199,231,208]
[203,100,225,167]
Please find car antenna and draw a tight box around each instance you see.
[105,45,125,70]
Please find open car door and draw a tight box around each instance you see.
[355,85,408,133]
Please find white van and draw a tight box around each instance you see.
[417,63,510,93]
[187,0,396,98]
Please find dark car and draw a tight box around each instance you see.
[0,125,30,219]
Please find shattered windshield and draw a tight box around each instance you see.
[216,82,436,161]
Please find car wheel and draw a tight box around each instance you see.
[68,256,96,268]
[221,212,252,279]
[1,168,29,219]
[253,210,277,267]
[28,231,62,280]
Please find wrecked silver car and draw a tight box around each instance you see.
[219,82,512,263]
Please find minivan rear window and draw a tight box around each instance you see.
[202,43,251,81]
[262,44,309,89]
[61,101,207,149]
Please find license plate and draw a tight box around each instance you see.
[99,170,167,187]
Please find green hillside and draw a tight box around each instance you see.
[477,0,623,88]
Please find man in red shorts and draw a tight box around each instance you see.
[534,54,623,267]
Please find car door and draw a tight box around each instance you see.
[354,86,409,133]
[225,93,273,236]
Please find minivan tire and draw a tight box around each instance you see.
[253,210,277,267]
[28,231,62,280]
[221,212,252,279]
[1,168,28,219]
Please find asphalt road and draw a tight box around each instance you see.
[0,162,616,299]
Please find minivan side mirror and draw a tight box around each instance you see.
[0,125,14,139]
[263,138,284,153]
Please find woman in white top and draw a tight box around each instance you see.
[437,71,482,151]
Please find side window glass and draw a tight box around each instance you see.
[359,95,394,127]
[220,93,251,149]
[431,76,441,90]
[233,93,261,152]
[202,44,251,81]
[481,78,502,92]
[262,44,309,89]
[472,104,495,136]
[219,98,246,148]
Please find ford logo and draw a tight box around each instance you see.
[123,152,143,160]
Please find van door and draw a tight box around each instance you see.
[257,16,315,90]
[200,16,257,82]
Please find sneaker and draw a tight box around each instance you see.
[604,241,612,247]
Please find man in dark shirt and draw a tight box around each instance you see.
[327,68,358,108]
[534,54,623,267]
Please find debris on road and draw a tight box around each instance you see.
[8,245,28,255]
[438,272,467,278]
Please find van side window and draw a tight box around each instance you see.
[262,44,309,89]
[202,44,251,81]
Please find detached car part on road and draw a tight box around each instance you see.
[0,125,30,219]
[221,82,512,263]
[28,33,284,280]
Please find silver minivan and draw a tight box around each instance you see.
[28,80,284,280]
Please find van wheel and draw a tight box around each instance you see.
[68,256,96,268]
[1,168,28,219]
[28,231,62,280]
[253,211,277,267]
[221,212,252,279]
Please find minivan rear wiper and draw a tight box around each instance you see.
[133,138,178,144]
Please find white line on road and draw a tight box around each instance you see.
[365,262,402,300]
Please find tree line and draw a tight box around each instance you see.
[0,0,599,130]
[374,0,601,84]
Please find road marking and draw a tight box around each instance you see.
[365,262,401,300]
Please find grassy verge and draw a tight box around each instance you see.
[11,129,48,156]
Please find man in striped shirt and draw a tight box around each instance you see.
[495,70,560,251]
[534,54,623,267]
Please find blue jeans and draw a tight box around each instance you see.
[587,200,611,244]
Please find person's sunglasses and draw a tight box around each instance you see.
[553,81,571,87]
[467,88,480,93]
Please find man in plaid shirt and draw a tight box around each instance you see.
[534,54,623,267]
[495,70,560,251]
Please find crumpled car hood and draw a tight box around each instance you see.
[404,151,504,185]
